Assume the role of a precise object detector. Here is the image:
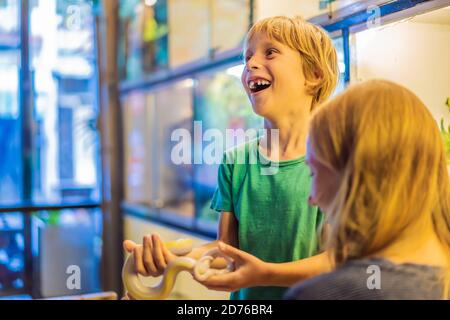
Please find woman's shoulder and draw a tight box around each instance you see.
[285,260,370,300]
[284,258,445,300]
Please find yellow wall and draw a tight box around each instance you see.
[352,20,450,124]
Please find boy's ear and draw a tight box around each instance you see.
[305,69,323,88]
[314,69,324,80]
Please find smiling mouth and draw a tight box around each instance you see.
[248,79,272,94]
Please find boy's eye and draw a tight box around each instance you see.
[243,53,254,64]
[266,48,277,56]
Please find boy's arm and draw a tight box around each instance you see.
[197,246,333,291]
[263,251,333,287]
[218,211,239,247]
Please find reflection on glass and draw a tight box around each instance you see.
[169,0,250,68]
[333,36,346,96]
[123,80,195,220]
[0,213,25,292]
[118,0,251,79]
[0,0,19,41]
[194,65,262,229]
[0,51,21,205]
[154,80,194,219]
[123,91,153,205]
[30,0,101,203]
[118,0,168,80]
[168,0,209,68]
[32,208,102,297]
[0,0,21,206]
[211,0,250,54]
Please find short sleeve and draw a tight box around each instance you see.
[210,153,234,213]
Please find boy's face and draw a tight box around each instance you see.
[242,32,313,119]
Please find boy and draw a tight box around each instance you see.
[124,16,339,300]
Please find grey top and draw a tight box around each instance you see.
[285,258,447,300]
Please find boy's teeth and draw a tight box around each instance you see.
[249,79,272,90]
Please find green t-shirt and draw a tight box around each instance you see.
[210,139,324,300]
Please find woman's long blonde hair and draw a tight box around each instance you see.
[309,79,450,298]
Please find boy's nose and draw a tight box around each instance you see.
[246,57,262,70]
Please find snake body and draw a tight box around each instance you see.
[122,239,234,300]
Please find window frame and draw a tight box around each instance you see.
[0,0,103,299]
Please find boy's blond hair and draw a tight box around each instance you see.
[245,16,339,109]
[309,79,450,299]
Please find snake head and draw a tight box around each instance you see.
[193,248,235,282]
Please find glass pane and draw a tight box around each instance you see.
[154,80,194,222]
[32,208,102,298]
[167,0,209,68]
[0,213,25,292]
[0,50,21,205]
[118,0,251,80]
[123,91,153,205]
[118,0,168,81]
[332,36,346,96]
[30,0,101,203]
[169,0,251,68]
[0,0,21,206]
[211,0,250,54]
[0,0,20,41]
[123,80,194,223]
[193,64,262,231]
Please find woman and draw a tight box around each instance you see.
[286,79,450,299]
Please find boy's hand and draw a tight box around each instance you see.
[196,242,269,292]
[123,234,177,277]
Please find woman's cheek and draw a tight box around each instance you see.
[308,183,318,206]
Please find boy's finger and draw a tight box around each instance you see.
[218,242,246,262]
[143,235,157,275]
[152,234,167,270]
[123,240,137,252]
[133,246,148,276]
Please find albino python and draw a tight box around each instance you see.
[122,239,234,300]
